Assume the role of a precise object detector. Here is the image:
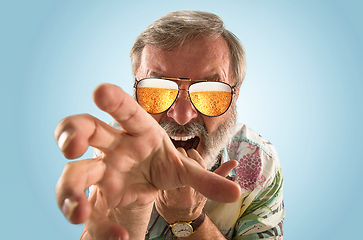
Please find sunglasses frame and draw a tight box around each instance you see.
[134,77,236,117]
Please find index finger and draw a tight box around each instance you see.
[93,83,158,135]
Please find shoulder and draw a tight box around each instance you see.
[227,124,281,191]
[229,124,278,160]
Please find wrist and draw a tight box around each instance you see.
[121,201,154,211]
[108,203,154,240]
[161,206,204,224]
[169,211,206,238]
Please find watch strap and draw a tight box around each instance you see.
[170,211,206,236]
[190,211,205,232]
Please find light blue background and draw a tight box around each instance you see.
[1,0,362,239]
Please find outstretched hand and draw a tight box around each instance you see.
[54,83,241,239]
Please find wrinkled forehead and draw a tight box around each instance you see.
[136,37,234,85]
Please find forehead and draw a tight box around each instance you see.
[137,37,233,83]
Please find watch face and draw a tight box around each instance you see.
[172,223,193,237]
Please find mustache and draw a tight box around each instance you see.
[159,121,208,137]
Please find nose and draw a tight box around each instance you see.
[167,88,198,125]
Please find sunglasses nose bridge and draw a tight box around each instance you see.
[176,88,190,97]
[174,88,192,107]
[178,88,189,93]
[167,87,198,125]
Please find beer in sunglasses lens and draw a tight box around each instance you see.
[136,78,232,116]
[189,82,232,116]
[136,79,178,114]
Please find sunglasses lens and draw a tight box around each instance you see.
[189,82,232,116]
[136,79,233,117]
[136,79,178,114]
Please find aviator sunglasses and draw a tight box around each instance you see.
[134,77,236,117]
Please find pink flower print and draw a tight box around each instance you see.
[247,144,255,151]
[227,141,240,156]
[235,145,266,191]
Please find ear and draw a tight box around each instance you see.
[234,85,241,102]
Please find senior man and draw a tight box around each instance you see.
[55,10,284,240]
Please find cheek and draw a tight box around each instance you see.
[201,115,223,133]
[151,113,164,123]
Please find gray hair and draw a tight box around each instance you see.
[130,10,246,89]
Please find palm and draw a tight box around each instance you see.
[96,127,177,208]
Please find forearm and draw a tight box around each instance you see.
[108,202,154,240]
[179,214,226,240]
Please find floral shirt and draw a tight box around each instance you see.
[145,124,284,240]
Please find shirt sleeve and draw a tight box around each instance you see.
[227,125,284,239]
[233,168,284,240]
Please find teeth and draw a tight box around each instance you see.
[170,135,195,141]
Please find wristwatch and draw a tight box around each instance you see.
[170,211,206,238]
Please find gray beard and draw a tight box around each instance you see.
[160,104,237,170]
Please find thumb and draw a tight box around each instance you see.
[85,188,129,240]
[85,208,129,240]
[214,160,238,177]
[182,156,241,203]
[80,230,93,240]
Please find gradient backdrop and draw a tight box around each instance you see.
[1,1,362,239]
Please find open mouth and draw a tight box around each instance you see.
[170,135,200,150]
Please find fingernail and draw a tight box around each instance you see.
[109,234,121,240]
[57,130,76,152]
[62,198,79,221]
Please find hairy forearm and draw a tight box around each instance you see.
[108,203,154,240]
[180,214,226,240]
